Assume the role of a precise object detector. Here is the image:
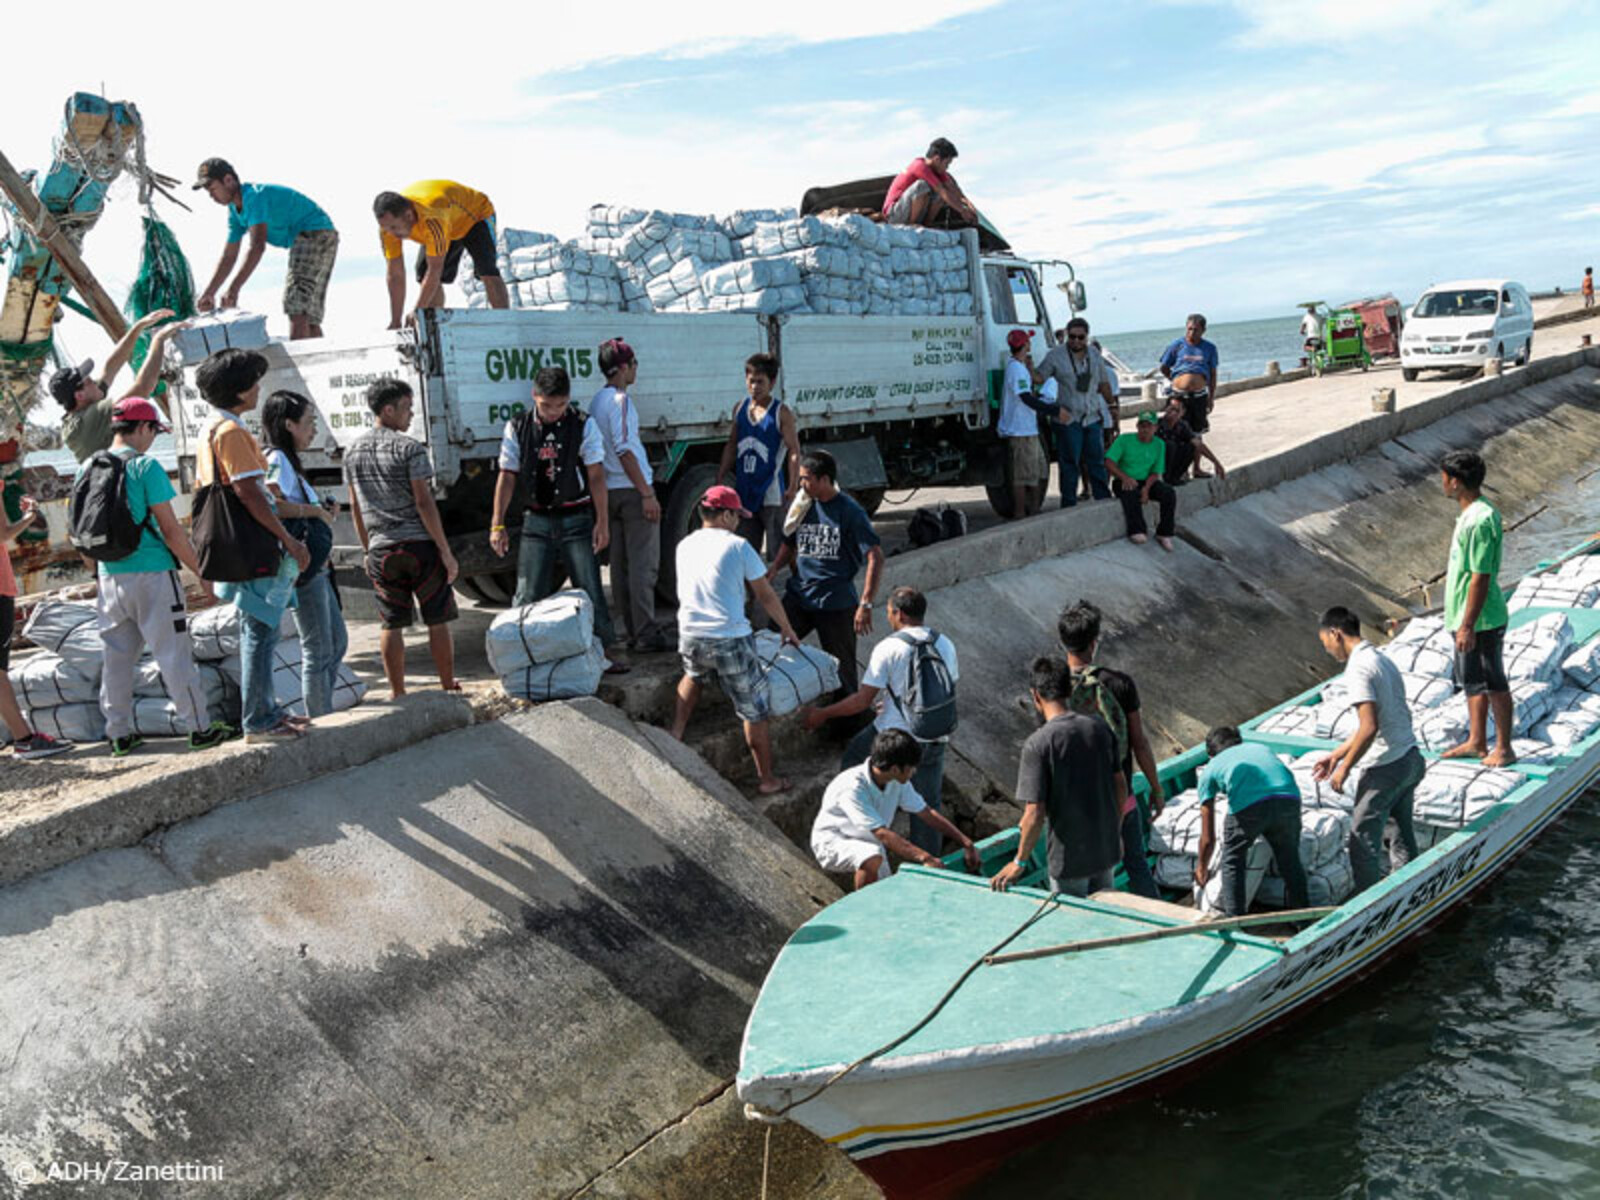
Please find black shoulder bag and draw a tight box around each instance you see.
[191,424,284,582]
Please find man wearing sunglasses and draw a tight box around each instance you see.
[1030,317,1117,508]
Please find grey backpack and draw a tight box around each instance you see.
[888,631,958,740]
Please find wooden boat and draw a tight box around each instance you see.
[736,545,1600,1200]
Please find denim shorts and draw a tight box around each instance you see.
[679,633,771,722]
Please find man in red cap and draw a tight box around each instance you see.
[92,397,238,755]
[590,338,669,653]
[669,485,801,795]
[998,328,1046,519]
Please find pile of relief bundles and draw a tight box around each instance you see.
[1146,789,1273,914]
[1515,685,1600,763]
[487,589,608,701]
[753,630,839,716]
[1410,760,1523,830]
[1506,554,1600,613]
[582,206,736,313]
[179,604,366,720]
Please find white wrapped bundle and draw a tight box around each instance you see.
[512,274,622,308]
[504,638,607,701]
[1389,615,1446,645]
[1552,553,1600,580]
[1416,705,1470,751]
[827,213,892,254]
[1419,680,1557,744]
[1550,684,1600,721]
[188,604,296,662]
[1254,705,1320,737]
[721,208,797,239]
[1501,613,1574,682]
[1509,736,1556,763]
[1154,853,1198,890]
[20,602,102,670]
[1527,687,1600,751]
[171,311,270,363]
[705,286,807,315]
[9,654,99,708]
[888,247,933,274]
[133,658,235,709]
[1401,671,1456,710]
[505,243,619,280]
[25,703,105,743]
[587,204,649,239]
[497,227,555,255]
[1257,857,1353,908]
[803,275,866,302]
[942,294,976,316]
[1148,790,1205,855]
[1508,575,1600,612]
[932,268,971,293]
[1199,836,1273,914]
[485,590,594,675]
[1274,807,1352,873]
[699,257,801,297]
[750,217,850,256]
[131,698,203,738]
[1561,637,1600,690]
[646,256,709,308]
[1314,698,1358,740]
[1381,631,1454,679]
[1288,756,1362,813]
[754,631,840,716]
[286,664,367,717]
[780,245,863,279]
[1411,761,1523,828]
[638,228,732,279]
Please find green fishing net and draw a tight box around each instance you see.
[125,214,195,394]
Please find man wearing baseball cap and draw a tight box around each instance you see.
[51,309,184,461]
[669,485,802,795]
[93,397,238,755]
[193,158,338,340]
[997,328,1046,520]
[1105,410,1179,550]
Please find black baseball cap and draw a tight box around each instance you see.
[48,359,95,408]
[192,157,237,189]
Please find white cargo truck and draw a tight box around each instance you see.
[172,229,1082,603]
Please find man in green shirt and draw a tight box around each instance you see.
[1105,410,1177,550]
[1439,450,1514,766]
[50,311,185,461]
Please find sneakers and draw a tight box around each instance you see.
[13,732,73,761]
[244,720,304,745]
[189,722,242,751]
[109,733,145,758]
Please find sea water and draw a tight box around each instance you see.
[1097,314,1306,385]
[975,472,1600,1199]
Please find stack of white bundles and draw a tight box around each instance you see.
[170,310,270,363]
[645,257,712,311]
[637,228,733,280]
[498,227,556,256]
[586,204,650,241]
[485,590,594,677]
[511,274,622,310]
[1415,705,1470,752]
[1400,671,1456,710]
[1560,636,1600,691]
[26,704,106,743]
[749,217,851,257]
[753,630,841,716]
[1411,760,1523,829]
[1507,564,1600,612]
[705,285,807,315]
[1288,754,1363,814]
[1254,704,1320,737]
[133,657,237,713]
[720,208,797,241]
[1420,678,1557,749]
[17,602,108,740]
[1199,834,1273,915]
[217,638,366,717]
[504,638,608,701]
[619,277,653,313]
[1381,619,1455,679]
[1148,790,1206,887]
[188,603,296,663]
[1313,697,1358,740]
[1256,807,1355,908]
[505,243,620,282]
[1501,613,1573,683]
[20,601,103,671]
[1527,685,1600,753]
[1509,735,1557,764]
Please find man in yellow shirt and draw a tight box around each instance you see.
[373,180,509,327]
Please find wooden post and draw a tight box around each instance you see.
[0,147,127,340]
[984,906,1338,965]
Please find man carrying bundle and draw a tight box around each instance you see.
[1195,726,1307,916]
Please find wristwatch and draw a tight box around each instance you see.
[858,599,871,609]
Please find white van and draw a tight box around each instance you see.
[1400,278,1534,381]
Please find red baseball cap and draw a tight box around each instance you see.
[1006,329,1035,351]
[112,396,171,431]
[701,485,750,518]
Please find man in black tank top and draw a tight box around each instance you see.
[489,366,621,657]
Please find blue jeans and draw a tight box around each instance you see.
[514,509,617,646]
[842,724,948,856]
[293,572,349,717]
[1054,420,1110,507]
[239,610,287,734]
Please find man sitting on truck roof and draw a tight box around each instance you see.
[192,158,339,341]
[883,138,979,229]
[373,181,509,329]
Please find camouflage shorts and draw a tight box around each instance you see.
[284,228,339,323]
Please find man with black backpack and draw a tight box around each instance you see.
[74,398,238,755]
[802,586,958,857]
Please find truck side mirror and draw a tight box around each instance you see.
[1068,281,1086,312]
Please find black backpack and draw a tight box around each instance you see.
[906,503,968,549]
[887,630,959,740]
[68,450,158,562]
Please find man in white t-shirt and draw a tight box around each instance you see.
[669,485,802,794]
[810,729,980,889]
[1311,605,1426,892]
[802,586,958,857]
[589,338,669,651]
[999,329,1046,520]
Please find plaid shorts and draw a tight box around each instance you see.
[679,633,771,722]
[285,228,339,323]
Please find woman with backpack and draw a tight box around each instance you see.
[262,390,349,717]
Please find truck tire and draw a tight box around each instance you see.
[658,462,720,605]
[851,487,886,516]
[461,571,520,606]
[1402,368,1419,382]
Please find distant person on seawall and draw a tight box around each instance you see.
[1584,267,1594,310]
[1158,314,1219,481]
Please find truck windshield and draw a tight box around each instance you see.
[1413,289,1498,318]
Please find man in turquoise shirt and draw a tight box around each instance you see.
[94,398,238,756]
[1195,726,1308,915]
[1439,450,1514,766]
[194,158,339,340]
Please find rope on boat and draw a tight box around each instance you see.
[742,889,1066,1125]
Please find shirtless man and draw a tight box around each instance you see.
[1158,314,1219,480]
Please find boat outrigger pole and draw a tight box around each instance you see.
[984,907,1338,965]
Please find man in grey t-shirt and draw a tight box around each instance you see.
[1311,606,1426,892]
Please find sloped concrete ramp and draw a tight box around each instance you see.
[0,699,869,1199]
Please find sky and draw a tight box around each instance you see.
[4,0,1597,411]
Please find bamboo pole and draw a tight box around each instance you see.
[0,147,128,340]
[984,906,1337,966]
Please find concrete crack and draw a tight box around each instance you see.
[564,1079,735,1199]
